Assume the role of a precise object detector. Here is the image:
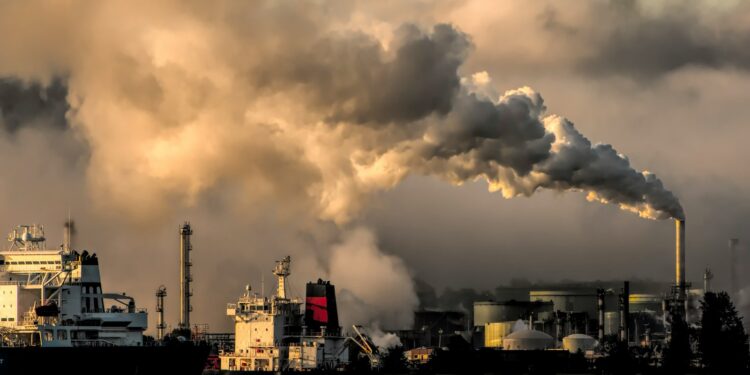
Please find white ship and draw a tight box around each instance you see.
[219,256,350,371]
[0,224,146,347]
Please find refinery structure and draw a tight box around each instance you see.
[0,216,745,374]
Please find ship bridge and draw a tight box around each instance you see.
[0,224,147,347]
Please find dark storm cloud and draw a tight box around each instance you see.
[0,78,68,133]
[578,2,750,80]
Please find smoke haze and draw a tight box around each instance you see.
[0,0,748,332]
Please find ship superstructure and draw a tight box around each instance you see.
[0,224,146,347]
[220,256,349,371]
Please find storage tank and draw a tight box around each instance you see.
[562,334,598,353]
[474,300,553,326]
[529,290,598,315]
[604,311,619,336]
[502,329,554,350]
[483,321,515,348]
[629,294,662,314]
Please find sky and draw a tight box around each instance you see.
[0,0,749,333]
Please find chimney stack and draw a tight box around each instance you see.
[597,288,606,342]
[179,222,193,330]
[156,286,167,340]
[675,220,686,298]
[619,281,630,344]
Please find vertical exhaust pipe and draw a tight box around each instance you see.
[156,286,167,340]
[179,222,193,331]
[675,220,686,298]
[597,288,605,342]
[619,281,630,344]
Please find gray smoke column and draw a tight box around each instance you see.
[0,2,684,223]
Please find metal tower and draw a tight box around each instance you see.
[156,285,167,340]
[179,222,193,330]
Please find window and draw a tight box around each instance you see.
[58,330,67,340]
[0,260,4,265]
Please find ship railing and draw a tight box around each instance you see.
[71,339,117,347]
[0,281,22,285]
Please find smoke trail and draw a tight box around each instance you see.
[0,1,685,330]
[0,1,682,222]
[328,228,418,329]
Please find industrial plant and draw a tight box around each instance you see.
[1,214,746,374]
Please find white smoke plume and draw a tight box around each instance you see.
[328,228,418,329]
[0,1,686,330]
[369,328,403,351]
[0,1,683,223]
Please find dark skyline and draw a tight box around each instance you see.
[0,0,748,333]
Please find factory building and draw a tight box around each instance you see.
[412,309,469,347]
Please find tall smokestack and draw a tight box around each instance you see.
[179,222,193,330]
[619,281,630,344]
[676,220,686,298]
[729,239,739,299]
[156,285,167,340]
[597,288,606,342]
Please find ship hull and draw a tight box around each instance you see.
[0,343,209,375]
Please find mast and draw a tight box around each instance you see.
[273,256,291,299]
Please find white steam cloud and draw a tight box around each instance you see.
[0,1,684,329]
[329,228,418,329]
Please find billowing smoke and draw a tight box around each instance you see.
[328,228,418,328]
[0,1,682,223]
[0,1,685,330]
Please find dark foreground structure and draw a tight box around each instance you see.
[0,342,210,375]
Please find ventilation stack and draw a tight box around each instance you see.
[156,286,167,340]
[179,222,193,330]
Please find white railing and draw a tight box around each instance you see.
[71,339,117,347]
